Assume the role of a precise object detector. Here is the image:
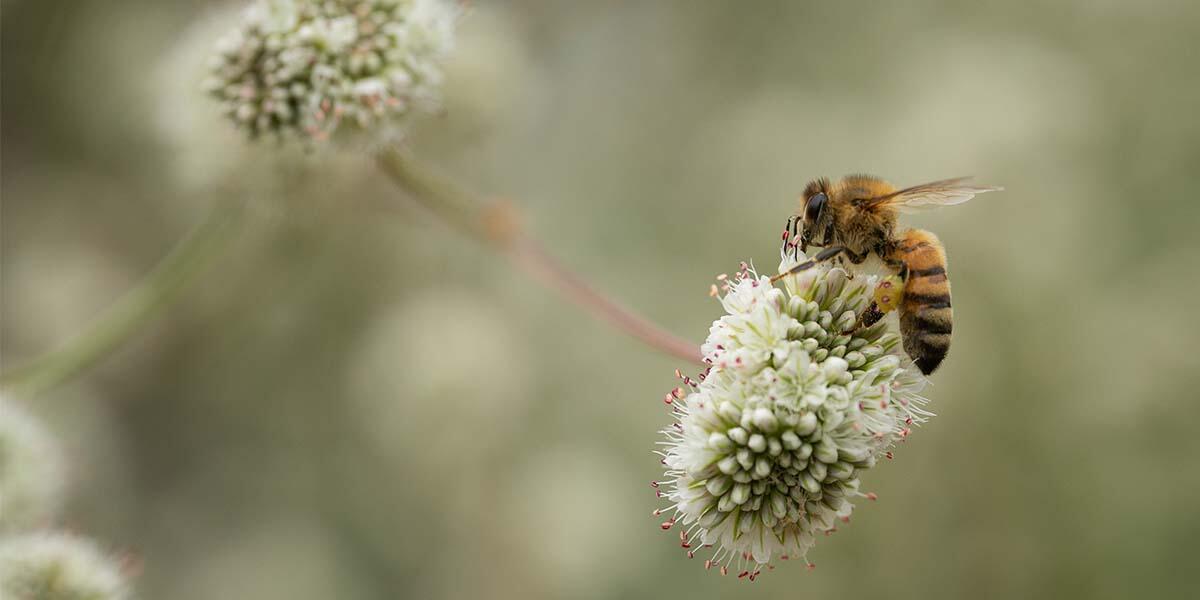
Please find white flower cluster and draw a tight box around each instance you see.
[0,400,63,532]
[206,0,457,142]
[0,398,131,600]
[655,257,930,579]
[0,533,131,600]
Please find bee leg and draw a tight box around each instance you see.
[792,217,802,261]
[846,271,905,333]
[769,246,847,283]
[848,302,886,333]
[780,216,805,261]
[841,249,869,279]
[780,216,798,257]
[846,288,891,333]
[879,247,909,281]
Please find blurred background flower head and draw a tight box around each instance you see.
[0,532,132,600]
[205,0,457,146]
[0,397,65,532]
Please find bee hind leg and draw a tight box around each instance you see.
[845,273,905,333]
[848,302,886,333]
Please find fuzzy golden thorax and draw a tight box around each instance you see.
[799,175,899,257]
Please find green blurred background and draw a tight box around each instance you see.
[4,0,1200,598]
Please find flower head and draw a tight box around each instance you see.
[206,0,458,143]
[0,532,131,600]
[0,397,65,532]
[655,255,930,578]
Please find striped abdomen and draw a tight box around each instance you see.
[891,229,952,375]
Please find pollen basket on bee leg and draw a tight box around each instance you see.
[873,275,905,314]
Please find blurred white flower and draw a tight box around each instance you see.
[0,532,131,600]
[251,0,301,34]
[206,0,458,144]
[0,397,65,532]
[154,4,261,197]
[656,256,930,579]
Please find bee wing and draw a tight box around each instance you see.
[868,177,1002,214]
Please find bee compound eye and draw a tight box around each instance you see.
[805,192,827,222]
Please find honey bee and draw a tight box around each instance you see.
[772,175,1001,375]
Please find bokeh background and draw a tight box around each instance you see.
[4,0,1200,598]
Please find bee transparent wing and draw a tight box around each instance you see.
[869,177,1002,213]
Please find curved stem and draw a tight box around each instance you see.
[0,202,243,397]
[509,238,702,364]
[376,147,702,365]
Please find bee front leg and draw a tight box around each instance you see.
[780,216,801,260]
[769,246,848,283]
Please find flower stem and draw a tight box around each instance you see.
[375,147,702,365]
[0,202,244,397]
